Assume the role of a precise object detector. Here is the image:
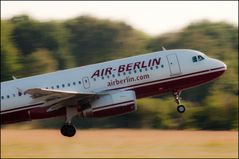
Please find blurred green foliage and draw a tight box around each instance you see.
[1,15,238,130]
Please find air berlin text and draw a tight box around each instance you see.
[91,57,161,78]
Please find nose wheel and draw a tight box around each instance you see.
[173,90,186,113]
[60,106,78,137]
[177,105,185,113]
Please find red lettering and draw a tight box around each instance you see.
[100,69,105,76]
[126,63,133,71]
[148,59,152,67]
[91,70,100,78]
[133,62,141,70]
[141,61,147,68]
[118,65,125,73]
[152,58,161,66]
[116,79,120,85]
[105,67,112,75]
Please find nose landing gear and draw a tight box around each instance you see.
[173,90,185,113]
[60,106,78,137]
[177,105,185,113]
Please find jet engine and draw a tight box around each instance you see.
[81,90,137,118]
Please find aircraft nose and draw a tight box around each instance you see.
[213,59,227,71]
[219,60,227,70]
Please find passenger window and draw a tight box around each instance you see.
[7,95,10,99]
[192,56,197,62]
[1,96,4,100]
[198,55,205,61]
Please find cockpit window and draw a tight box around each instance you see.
[192,56,197,62]
[198,55,205,61]
[192,55,205,62]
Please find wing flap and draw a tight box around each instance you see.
[25,88,97,99]
[24,88,107,111]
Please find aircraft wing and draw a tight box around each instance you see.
[24,88,104,112]
[25,88,96,100]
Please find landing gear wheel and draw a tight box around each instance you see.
[173,90,186,113]
[60,106,78,137]
[61,124,76,137]
[177,105,185,113]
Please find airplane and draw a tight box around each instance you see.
[0,49,227,137]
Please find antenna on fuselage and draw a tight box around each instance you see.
[12,75,17,80]
[162,47,167,51]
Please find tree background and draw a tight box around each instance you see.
[1,15,238,130]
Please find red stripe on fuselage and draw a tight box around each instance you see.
[1,102,44,114]
[1,68,225,124]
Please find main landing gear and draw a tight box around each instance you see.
[60,106,78,137]
[61,124,76,137]
[173,90,186,113]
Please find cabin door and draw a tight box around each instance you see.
[82,77,90,89]
[166,54,181,76]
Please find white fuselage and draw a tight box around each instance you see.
[0,49,226,124]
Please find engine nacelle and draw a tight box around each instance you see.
[81,90,137,118]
